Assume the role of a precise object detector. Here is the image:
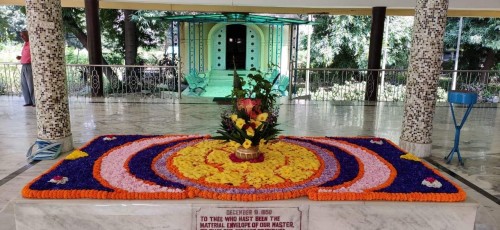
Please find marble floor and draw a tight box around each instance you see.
[0,96,498,229]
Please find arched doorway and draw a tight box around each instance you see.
[226,24,246,69]
[210,24,262,71]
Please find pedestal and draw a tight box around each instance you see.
[445,91,478,165]
[14,197,478,230]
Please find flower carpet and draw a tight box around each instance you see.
[23,135,466,202]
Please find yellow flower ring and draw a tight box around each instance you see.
[153,139,339,198]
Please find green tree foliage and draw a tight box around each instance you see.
[0,6,26,45]
[310,15,371,69]
[59,8,173,89]
[65,47,89,64]
[100,10,172,65]
[0,6,173,71]
[0,8,10,44]
[444,18,500,70]
[384,17,413,69]
[308,15,413,69]
[60,8,171,65]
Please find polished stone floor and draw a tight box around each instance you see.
[0,96,498,229]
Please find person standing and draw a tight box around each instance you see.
[16,30,35,107]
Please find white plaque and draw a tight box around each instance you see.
[195,207,302,230]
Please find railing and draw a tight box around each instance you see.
[0,63,181,101]
[2,63,499,103]
[0,63,21,96]
[292,68,500,102]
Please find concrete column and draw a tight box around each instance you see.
[26,0,73,152]
[399,0,449,157]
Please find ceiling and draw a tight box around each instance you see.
[2,0,500,17]
[104,0,500,10]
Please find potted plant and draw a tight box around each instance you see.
[213,69,281,160]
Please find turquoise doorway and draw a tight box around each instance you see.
[226,24,247,70]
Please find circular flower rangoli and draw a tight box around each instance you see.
[167,140,322,188]
[23,135,466,202]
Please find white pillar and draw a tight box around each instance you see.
[451,17,463,90]
[380,17,390,95]
[305,15,312,95]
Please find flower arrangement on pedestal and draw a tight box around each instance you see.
[213,71,281,160]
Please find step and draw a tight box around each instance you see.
[210,70,253,81]
[14,197,478,230]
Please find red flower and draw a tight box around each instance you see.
[237,99,262,119]
[53,176,63,180]
[425,177,436,183]
[242,123,257,130]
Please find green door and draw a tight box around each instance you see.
[246,26,260,70]
[212,26,226,70]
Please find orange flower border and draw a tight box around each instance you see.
[22,135,466,202]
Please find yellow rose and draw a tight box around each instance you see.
[243,139,252,149]
[256,113,269,122]
[235,118,245,129]
[230,114,238,122]
[246,127,255,137]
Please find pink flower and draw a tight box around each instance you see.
[312,138,391,193]
[99,136,190,193]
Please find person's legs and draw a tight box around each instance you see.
[25,64,35,105]
[20,64,35,105]
[20,65,31,105]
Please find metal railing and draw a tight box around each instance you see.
[0,63,181,101]
[0,63,21,96]
[2,63,499,103]
[292,68,500,102]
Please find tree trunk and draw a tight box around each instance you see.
[124,10,138,66]
[364,7,386,101]
[65,17,119,83]
[123,10,139,91]
[480,49,496,84]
